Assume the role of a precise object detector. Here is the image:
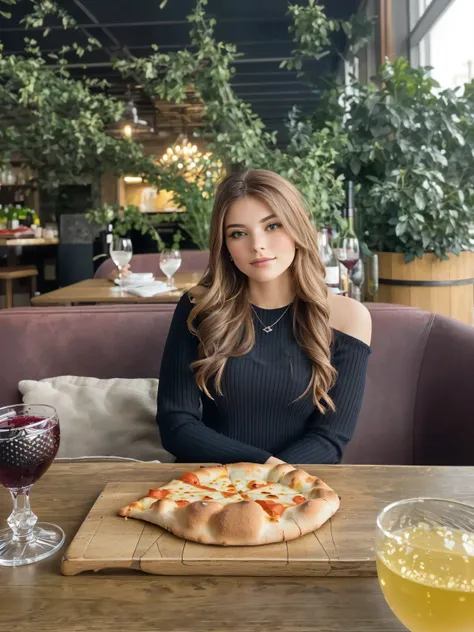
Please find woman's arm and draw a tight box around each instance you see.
[157,293,272,464]
[276,302,372,464]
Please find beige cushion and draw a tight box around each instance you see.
[18,376,173,462]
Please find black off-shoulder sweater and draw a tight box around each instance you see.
[157,293,371,464]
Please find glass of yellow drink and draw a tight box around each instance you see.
[376,498,474,632]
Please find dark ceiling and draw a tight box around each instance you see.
[0,0,362,145]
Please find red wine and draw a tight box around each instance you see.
[0,415,60,488]
[341,258,359,271]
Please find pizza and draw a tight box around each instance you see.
[119,462,340,546]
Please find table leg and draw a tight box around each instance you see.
[5,279,13,309]
[30,275,38,303]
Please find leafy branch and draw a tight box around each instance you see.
[0,0,15,20]
[85,204,168,251]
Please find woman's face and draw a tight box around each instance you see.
[224,196,296,283]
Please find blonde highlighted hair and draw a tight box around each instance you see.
[189,169,336,413]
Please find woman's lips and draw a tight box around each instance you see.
[250,258,276,267]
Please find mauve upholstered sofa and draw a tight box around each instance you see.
[1,302,473,465]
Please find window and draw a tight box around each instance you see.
[411,0,474,89]
[410,0,435,29]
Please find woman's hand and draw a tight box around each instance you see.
[107,263,131,282]
[265,456,287,465]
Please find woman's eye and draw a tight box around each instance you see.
[267,223,282,231]
[230,231,245,239]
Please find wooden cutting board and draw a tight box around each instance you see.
[61,466,474,577]
[61,480,354,577]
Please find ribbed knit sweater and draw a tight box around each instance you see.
[157,292,371,464]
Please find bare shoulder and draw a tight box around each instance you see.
[188,285,207,304]
[328,293,372,346]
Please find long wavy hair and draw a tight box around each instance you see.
[188,169,336,413]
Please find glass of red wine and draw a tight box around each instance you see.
[336,236,360,272]
[335,236,360,297]
[0,404,64,566]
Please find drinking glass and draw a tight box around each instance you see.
[376,497,474,632]
[0,405,64,566]
[365,253,379,299]
[348,258,365,301]
[160,249,182,290]
[110,237,133,288]
[335,235,360,272]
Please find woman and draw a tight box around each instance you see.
[157,169,372,465]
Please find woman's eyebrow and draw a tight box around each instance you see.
[225,214,277,230]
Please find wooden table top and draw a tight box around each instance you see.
[1,462,473,632]
[0,237,59,247]
[31,272,203,306]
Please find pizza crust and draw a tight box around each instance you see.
[119,462,340,546]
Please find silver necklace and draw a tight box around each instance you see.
[251,303,292,333]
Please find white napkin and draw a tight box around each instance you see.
[113,273,154,288]
[123,281,176,297]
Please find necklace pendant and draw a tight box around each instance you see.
[263,326,273,333]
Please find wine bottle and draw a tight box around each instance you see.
[337,181,359,271]
[106,223,113,245]
[318,228,341,293]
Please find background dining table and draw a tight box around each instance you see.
[31,271,203,306]
[1,461,473,631]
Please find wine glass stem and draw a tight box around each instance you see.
[118,267,122,289]
[167,276,173,289]
[7,487,37,541]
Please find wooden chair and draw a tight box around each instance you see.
[0,266,38,309]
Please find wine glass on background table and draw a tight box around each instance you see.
[160,249,182,290]
[376,497,474,632]
[110,237,133,289]
[0,405,64,566]
[335,235,360,297]
[349,258,365,301]
[335,235,360,273]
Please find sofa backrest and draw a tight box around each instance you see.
[343,304,433,465]
[1,302,472,465]
[0,304,175,406]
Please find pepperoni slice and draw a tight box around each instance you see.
[293,495,306,505]
[223,491,239,497]
[198,484,221,492]
[147,488,171,499]
[247,480,267,490]
[179,472,218,492]
[255,500,286,517]
[175,500,190,508]
[180,472,200,486]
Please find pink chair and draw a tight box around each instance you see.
[94,250,209,279]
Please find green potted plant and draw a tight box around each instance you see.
[339,58,474,322]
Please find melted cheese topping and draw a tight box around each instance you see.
[148,480,240,504]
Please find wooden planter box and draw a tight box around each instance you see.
[375,251,474,325]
